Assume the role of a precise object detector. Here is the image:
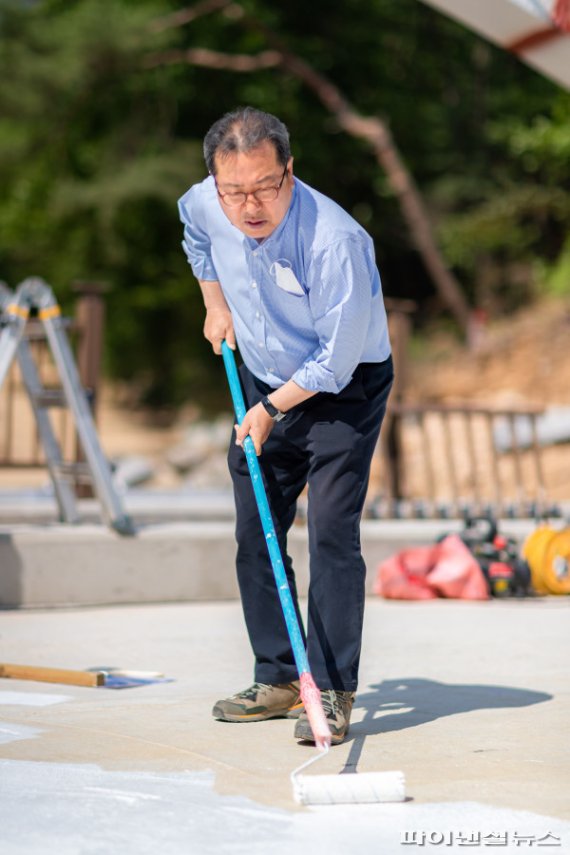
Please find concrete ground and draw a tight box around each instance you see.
[0,596,569,854]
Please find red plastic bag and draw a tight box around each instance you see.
[373,534,489,600]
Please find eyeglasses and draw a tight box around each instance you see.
[215,166,289,207]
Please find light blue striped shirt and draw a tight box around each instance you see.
[178,175,391,393]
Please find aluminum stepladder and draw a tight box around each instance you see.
[0,277,134,534]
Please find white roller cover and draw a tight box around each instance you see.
[292,769,406,805]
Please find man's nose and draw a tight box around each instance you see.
[243,193,263,210]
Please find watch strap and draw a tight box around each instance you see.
[261,396,286,421]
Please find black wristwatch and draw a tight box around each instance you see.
[261,396,286,422]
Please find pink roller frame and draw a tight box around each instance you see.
[300,673,332,750]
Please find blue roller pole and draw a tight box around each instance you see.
[221,341,310,679]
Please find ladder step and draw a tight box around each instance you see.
[32,388,67,408]
[23,318,73,340]
[54,462,94,484]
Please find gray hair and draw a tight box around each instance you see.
[203,107,291,175]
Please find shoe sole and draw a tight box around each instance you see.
[213,701,304,723]
[294,722,349,745]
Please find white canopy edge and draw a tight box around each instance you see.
[418,0,570,90]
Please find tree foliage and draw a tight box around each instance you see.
[0,0,568,407]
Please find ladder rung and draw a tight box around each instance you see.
[32,388,67,408]
[54,462,93,484]
[18,318,74,340]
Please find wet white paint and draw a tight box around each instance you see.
[0,691,73,707]
[0,723,42,745]
[0,760,568,855]
[0,760,289,855]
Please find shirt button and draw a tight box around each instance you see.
[255,312,260,318]
[258,342,264,348]
[251,281,257,289]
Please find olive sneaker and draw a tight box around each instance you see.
[293,689,355,745]
[212,681,303,722]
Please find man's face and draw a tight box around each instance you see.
[213,141,294,240]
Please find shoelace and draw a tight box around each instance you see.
[320,689,343,719]
[232,682,272,701]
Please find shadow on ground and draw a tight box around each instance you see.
[341,677,552,773]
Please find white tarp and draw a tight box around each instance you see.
[418,0,570,90]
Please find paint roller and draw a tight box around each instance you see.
[292,751,406,804]
[221,341,406,805]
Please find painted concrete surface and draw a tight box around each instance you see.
[2,760,569,855]
[0,598,568,853]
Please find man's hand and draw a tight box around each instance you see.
[198,279,235,354]
[204,307,235,355]
[235,402,275,456]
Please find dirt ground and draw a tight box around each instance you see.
[406,296,570,407]
[399,296,570,507]
[1,296,569,506]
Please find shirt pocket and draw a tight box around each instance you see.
[271,261,306,296]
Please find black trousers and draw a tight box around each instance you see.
[227,357,393,692]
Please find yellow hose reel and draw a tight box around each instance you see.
[523,526,570,595]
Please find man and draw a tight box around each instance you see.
[178,106,393,745]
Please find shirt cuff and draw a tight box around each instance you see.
[291,361,349,395]
[181,241,218,281]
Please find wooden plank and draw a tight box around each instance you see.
[464,412,480,506]
[418,412,437,505]
[441,412,460,511]
[486,411,503,513]
[0,663,105,687]
[390,402,544,417]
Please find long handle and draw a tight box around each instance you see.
[221,341,331,749]
[221,342,309,675]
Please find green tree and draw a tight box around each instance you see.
[0,0,210,406]
[1,0,568,407]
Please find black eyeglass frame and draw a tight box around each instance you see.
[214,165,289,207]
